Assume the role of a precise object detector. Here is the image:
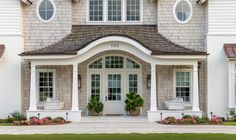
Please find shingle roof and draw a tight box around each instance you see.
[21,25,206,56]
[224,44,236,58]
[0,44,5,59]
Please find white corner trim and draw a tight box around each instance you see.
[77,36,152,55]
[36,0,56,23]
[173,0,193,24]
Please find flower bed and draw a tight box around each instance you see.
[159,115,223,125]
[13,117,71,126]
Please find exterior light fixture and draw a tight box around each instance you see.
[78,75,82,89]
[147,74,151,89]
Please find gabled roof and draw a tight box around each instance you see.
[0,44,5,60]
[224,44,236,58]
[21,25,206,56]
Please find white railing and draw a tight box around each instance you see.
[44,98,64,110]
[165,98,185,110]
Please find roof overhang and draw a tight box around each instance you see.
[197,0,207,5]
[21,0,32,5]
[153,55,207,60]
[0,44,5,61]
[224,44,236,60]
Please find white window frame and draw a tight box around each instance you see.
[36,0,56,23]
[173,68,193,106]
[37,69,56,103]
[86,0,143,24]
[173,0,193,24]
[229,62,236,108]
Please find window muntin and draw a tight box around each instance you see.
[108,74,121,101]
[129,74,138,93]
[126,0,140,21]
[108,0,122,21]
[37,0,55,22]
[105,56,124,68]
[89,58,103,69]
[89,0,103,21]
[38,70,55,102]
[175,71,191,102]
[174,0,192,23]
[127,58,140,68]
[91,74,101,99]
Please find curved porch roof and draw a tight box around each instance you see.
[20,25,206,56]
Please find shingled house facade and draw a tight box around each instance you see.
[4,0,236,122]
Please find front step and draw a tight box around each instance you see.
[80,116,148,123]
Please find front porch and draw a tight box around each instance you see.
[21,25,207,122]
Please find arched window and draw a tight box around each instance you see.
[89,58,103,69]
[173,0,192,23]
[37,0,56,22]
[127,58,140,68]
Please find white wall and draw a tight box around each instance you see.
[0,0,22,118]
[207,35,236,118]
[208,0,236,34]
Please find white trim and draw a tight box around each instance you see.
[153,55,206,59]
[86,0,143,24]
[173,0,193,24]
[173,68,193,106]
[36,0,56,23]
[229,62,236,108]
[36,69,56,104]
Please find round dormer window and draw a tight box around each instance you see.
[37,0,56,23]
[173,0,192,24]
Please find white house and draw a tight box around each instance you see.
[0,0,235,122]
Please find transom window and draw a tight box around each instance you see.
[89,56,140,69]
[37,0,56,22]
[38,69,55,102]
[174,69,192,102]
[88,0,142,23]
[173,0,192,23]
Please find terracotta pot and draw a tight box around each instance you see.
[90,110,101,116]
[129,107,140,116]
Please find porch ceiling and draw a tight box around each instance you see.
[20,25,206,56]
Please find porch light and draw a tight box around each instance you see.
[66,112,69,121]
[147,75,151,89]
[78,75,82,89]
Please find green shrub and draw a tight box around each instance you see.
[182,115,192,119]
[53,117,65,123]
[6,117,14,123]
[87,97,104,114]
[10,111,26,121]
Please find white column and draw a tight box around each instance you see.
[71,64,79,111]
[192,63,200,111]
[150,63,158,111]
[228,62,235,108]
[29,63,37,111]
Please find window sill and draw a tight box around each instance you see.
[86,21,144,25]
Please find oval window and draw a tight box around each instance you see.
[173,0,192,23]
[37,0,56,22]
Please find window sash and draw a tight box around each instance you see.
[91,74,101,99]
[89,0,103,21]
[175,70,191,102]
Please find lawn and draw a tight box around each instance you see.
[224,122,236,126]
[0,134,235,140]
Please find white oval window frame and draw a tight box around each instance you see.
[173,0,193,24]
[36,0,56,23]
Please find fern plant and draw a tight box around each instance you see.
[125,92,144,112]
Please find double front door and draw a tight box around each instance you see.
[89,72,140,115]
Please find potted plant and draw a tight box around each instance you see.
[125,93,144,116]
[87,97,104,116]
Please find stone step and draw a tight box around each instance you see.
[80,116,148,123]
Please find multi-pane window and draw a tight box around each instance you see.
[88,0,141,22]
[126,0,140,21]
[91,74,101,99]
[89,0,103,21]
[108,74,121,101]
[105,56,124,68]
[38,0,55,22]
[129,74,138,93]
[175,71,191,102]
[89,58,103,69]
[127,58,140,68]
[38,70,54,102]
[108,0,122,21]
[174,0,192,23]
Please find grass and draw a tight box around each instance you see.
[0,134,235,140]
[0,123,13,126]
[224,122,236,126]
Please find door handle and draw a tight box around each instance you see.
[105,96,108,101]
